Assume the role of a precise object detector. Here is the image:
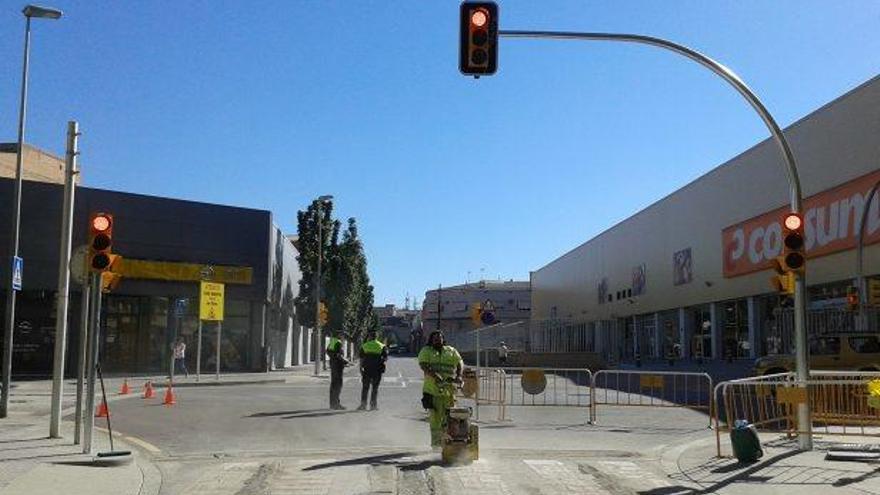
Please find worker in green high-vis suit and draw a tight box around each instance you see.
[418,330,463,449]
[326,334,348,410]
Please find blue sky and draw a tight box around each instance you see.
[1,1,878,308]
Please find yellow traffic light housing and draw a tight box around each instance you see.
[868,279,880,307]
[459,2,498,76]
[319,301,329,326]
[470,304,483,325]
[769,256,795,295]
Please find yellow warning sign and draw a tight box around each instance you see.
[199,281,225,321]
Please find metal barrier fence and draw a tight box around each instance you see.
[475,368,507,421]
[489,367,593,409]
[590,370,714,427]
[714,371,880,457]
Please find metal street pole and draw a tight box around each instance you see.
[856,180,880,331]
[216,321,221,381]
[314,208,323,376]
[196,320,202,382]
[1,4,63,419]
[49,121,79,438]
[83,273,101,454]
[497,28,810,449]
[73,278,90,445]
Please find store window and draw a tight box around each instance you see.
[809,336,841,356]
[721,300,749,359]
[849,336,880,354]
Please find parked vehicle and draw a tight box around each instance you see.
[753,333,880,375]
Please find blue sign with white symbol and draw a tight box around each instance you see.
[174,298,189,317]
[11,256,23,291]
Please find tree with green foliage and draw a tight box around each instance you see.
[294,199,339,329]
[294,201,377,343]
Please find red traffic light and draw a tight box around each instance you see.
[88,212,114,273]
[471,9,488,28]
[459,2,498,76]
[784,213,802,231]
[92,214,112,232]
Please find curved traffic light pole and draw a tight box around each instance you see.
[856,179,880,330]
[498,29,812,449]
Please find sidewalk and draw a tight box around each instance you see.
[0,365,322,495]
[662,432,880,494]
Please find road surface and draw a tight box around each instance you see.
[107,356,713,494]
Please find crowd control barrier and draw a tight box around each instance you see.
[590,370,714,427]
[714,371,880,457]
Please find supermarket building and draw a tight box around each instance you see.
[530,75,880,363]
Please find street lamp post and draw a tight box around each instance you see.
[1,4,63,419]
[313,195,333,376]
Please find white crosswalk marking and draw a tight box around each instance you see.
[596,460,671,490]
[525,459,606,494]
[185,462,260,495]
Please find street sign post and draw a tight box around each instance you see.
[11,256,22,291]
[200,281,225,380]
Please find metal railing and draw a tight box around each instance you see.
[590,369,714,427]
[490,367,593,410]
[714,371,880,456]
[475,368,507,421]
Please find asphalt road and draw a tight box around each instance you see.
[108,356,716,494]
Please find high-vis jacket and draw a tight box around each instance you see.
[327,337,347,367]
[417,345,462,396]
[360,339,388,374]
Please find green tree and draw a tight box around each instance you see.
[324,218,377,342]
[293,199,340,329]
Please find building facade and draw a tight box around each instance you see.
[531,76,880,363]
[423,280,531,351]
[0,176,304,376]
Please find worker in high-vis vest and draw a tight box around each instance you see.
[326,334,349,410]
[418,330,463,449]
[358,331,388,411]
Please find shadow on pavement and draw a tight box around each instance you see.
[282,410,361,419]
[398,459,445,471]
[0,437,51,445]
[0,452,81,463]
[303,452,417,471]
[245,409,327,418]
[638,486,695,495]
[833,467,880,487]
[670,448,877,494]
[50,460,115,468]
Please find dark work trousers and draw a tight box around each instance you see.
[329,363,345,408]
[360,372,382,407]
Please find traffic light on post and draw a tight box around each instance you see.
[847,286,860,312]
[459,1,498,77]
[88,212,114,272]
[470,304,483,325]
[782,213,805,273]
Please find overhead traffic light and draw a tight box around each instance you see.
[88,212,114,272]
[847,286,860,312]
[781,213,805,273]
[459,1,498,77]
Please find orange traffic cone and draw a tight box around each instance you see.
[143,380,155,399]
[95,400,110,418]
[120,378,131,395]
[163,382,176,406]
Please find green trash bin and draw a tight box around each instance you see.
[730,420,763,463]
